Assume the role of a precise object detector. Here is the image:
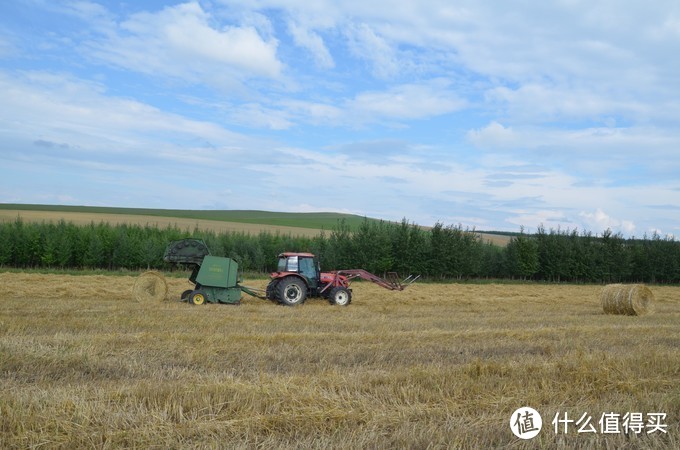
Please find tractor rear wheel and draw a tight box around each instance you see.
[329,287,352,306]
[189,290,207,305]
[277,277,307,306]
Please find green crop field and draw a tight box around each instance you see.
[1,272,677,448]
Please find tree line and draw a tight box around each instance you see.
[0,217,678,283]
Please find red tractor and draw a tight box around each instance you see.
[266,252,418,306]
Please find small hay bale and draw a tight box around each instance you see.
[600,284,655,316]
[132,271,168,302]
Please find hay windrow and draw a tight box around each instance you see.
[0,272,137,300]
[132,271,168,302]
[601,283,655,316]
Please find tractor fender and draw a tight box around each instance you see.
[270,272,310,288]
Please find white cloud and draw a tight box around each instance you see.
[86,2,282,83]
[280,100,343,124]
[467,123,680,175]
[467,122,518,148]
[61,0,113,25]
[485,83,651,124]
[234,80,466,128]
[505,210,570,233]
[579,208,636,235]
[228,103,294,130]
[504,207,639,237]
[287,21,334,69]
[0,70,251,159]
[346,23,399,79]
[349,80,465,120]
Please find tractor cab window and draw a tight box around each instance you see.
[278,255,298,272]
[299,257,317,283]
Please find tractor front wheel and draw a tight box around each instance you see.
[189,290,207,305]
[329,287,352,306]
[277,277,307,306]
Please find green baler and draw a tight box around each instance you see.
[163,239,249,305]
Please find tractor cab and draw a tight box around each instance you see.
[275,252,319,288]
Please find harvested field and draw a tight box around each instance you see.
[1,273,678,448]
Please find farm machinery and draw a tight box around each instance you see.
[162,238,418,306]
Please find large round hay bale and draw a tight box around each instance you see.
[132,271,168,302]
[601,284,655,316]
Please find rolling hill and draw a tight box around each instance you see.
[0,204,512,245]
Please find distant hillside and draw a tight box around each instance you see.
[0,204,370,230]
[0,204,513,245]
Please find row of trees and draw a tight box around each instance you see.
[0,217,678,283]
[506,226,679,283]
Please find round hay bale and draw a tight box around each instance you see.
[601,284,655,316]
[132,271,168,302]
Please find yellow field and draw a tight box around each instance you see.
[0,210,324,237]
[1,273,677,448]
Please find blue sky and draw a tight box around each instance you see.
[1,0,679,237]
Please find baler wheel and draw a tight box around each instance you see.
[180,289,193,302]
[329,287,352,306]
[277,277,307,306]
[189,290,207,305]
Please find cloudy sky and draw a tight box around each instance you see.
[1,1,679,236]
